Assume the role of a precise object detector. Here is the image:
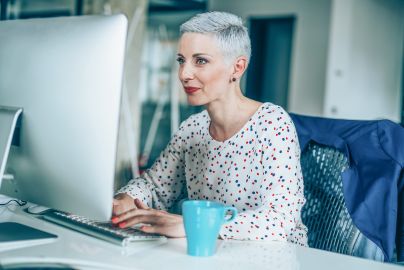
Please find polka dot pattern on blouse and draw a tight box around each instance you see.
[118,103,308,246]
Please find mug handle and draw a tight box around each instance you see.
[223,207,238,223]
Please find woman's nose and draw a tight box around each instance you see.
[179,64,194,82]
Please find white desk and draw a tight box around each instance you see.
[0,204,402,270]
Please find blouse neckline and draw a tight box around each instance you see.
[204,102,270,146]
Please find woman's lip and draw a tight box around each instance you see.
[184,87,200,94]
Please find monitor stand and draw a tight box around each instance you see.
[0,106,58,248]
[0,106,22,184]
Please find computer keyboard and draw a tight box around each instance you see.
[41,210,165,247]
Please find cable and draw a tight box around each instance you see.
[0,199,27,206]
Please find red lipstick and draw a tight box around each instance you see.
[184,87,200,94]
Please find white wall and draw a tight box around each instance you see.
[209,0,332,116]
[324,0,404,121]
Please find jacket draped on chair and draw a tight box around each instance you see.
[290,114,404,262]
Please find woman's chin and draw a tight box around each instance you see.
[187,96,207,106]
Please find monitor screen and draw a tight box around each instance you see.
[0,14,127,221]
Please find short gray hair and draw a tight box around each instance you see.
[180,11,251,64]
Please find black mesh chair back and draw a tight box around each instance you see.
[300,142,384,261]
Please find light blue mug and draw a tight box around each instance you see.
[182,200,238,257]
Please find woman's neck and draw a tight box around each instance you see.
[206,91,262,142]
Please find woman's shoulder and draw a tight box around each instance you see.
[255,102,296,137]
[177,109,209,133]
[259,102,291,120]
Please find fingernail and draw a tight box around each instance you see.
[118,222,126,228]
[111,217,119,223]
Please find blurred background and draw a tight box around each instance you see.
[0,0,403,187]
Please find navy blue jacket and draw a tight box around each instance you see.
[290,114,404,262]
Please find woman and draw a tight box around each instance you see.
[112,11,307,246]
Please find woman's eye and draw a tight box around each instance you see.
[176,57,185,65]
[196,58,208,65]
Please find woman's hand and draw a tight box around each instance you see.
[112,193,137,216]
[111,198,185,238]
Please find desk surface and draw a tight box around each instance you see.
[0,204,402,270]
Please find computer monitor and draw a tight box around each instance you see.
[0,14,127,221]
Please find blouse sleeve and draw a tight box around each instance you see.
[116,124,187,211]
[219,108,306,243]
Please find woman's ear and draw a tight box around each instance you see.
[232,56,248,80]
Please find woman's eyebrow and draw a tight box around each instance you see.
[192,53,211,58]
[176,53,212,58]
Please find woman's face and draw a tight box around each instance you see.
[177,33,233,106]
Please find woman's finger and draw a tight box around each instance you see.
[134,198,149,210]
[112,199,128,216]
[112,195,138,216]
[139,225,159,234]
[138,217,185,238]
[112,199,120,206]
[112,208,160,224]
[119,214,163,228]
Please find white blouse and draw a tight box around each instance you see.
[118,103,308,246]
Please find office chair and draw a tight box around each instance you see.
[300,142,384,261]
[291,113,404,263]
